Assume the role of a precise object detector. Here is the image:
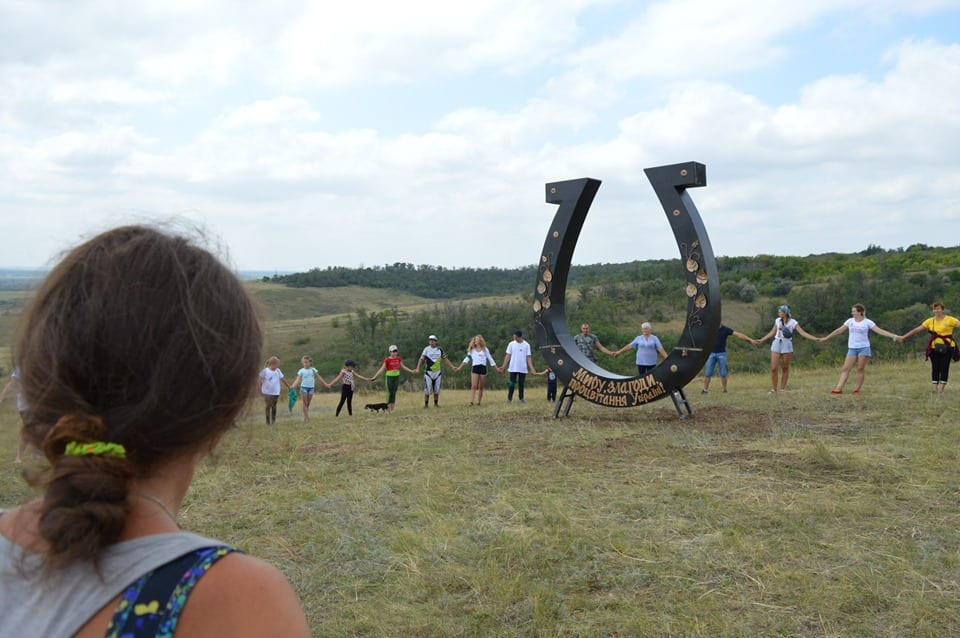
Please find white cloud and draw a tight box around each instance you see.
[0,2,957,270]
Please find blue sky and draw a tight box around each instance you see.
[1,0,958,272]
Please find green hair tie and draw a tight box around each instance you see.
[64,441,127,458]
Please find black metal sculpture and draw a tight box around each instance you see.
[532,162,720,418]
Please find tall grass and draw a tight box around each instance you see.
[2,361,958,637]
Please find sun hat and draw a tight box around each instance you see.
[388,345,398,353]
[428,334,438,340]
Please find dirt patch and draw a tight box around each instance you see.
[674,405,775,436]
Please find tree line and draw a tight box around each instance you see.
[270,243,960,386]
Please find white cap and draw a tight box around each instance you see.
[388,344,398,353]
[428,334,438,340]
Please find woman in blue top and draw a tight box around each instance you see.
[613,322,669,376]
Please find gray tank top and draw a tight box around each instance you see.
[0,513,223,638]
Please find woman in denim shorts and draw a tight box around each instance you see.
[820,304,900,395]
[756,305,820,393]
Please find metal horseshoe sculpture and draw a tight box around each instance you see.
[533,162,720,418]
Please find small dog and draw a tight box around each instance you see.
[365,402,390,413]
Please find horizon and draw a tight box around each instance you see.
[2,240,957,276]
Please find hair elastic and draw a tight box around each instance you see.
[64,441,127,458]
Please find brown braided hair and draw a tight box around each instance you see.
[15,225,262,568]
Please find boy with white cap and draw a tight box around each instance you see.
[415,334,458,408]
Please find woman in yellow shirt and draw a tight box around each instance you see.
[899,301,960,395]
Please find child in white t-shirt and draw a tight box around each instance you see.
[258,356,290,425]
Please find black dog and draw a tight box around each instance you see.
[365,402,390,413]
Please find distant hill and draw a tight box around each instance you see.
[267,243,960,303]
[0,269,45,291]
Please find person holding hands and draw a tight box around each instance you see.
[414,334,459,408]
[370,345,417,412]
[898,301,960,396]
[755,305,820,393]
[498,330,537,403]
[819,304,900,395]
[613,322,669,376]
[457,335,497,406]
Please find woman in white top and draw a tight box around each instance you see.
[820,304,900,395]
[457,334,496,406]
[756,305,820,393]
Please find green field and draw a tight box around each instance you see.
[3,360,958,637]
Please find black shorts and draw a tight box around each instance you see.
[472,364,487,375]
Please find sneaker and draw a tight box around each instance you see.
[519,399,526,404]
[701,389,708,395]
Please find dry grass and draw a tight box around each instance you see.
[3,360,959,637]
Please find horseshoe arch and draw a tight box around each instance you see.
[532,162,720,417]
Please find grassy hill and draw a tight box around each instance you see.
[3,362,958,636]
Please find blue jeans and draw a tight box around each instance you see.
[704,352,728,378]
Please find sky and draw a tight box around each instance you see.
[1,0,959,273]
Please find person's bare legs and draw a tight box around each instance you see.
[300,392,312,421]
[770,352,781,391]
[779,353,792,390]
[832,355,856,393]
[852,355,869,393]
[470,373,480,404]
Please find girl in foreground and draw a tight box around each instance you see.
[0,226,309,637]
[819,304,900,394]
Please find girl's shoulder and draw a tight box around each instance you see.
[177,552,310,636]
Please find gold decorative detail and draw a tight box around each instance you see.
[550,187,557,194]
[686,258,698,272]
[670,364,678,372]
[557,359,564,366]
[685,283,697,297]
[696,270,708,284]
[542,297,551,309]
[533,300,542,312]
[672,209,680,217]
[542,269,553,282]
[541,255,548,263]
[680,169,688,177]
[552,231,559,238]
[695,294,707,309]
[537,281,547,294]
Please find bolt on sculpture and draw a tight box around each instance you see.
[533,162,720,418]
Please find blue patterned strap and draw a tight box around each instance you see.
[105,545,237,638]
